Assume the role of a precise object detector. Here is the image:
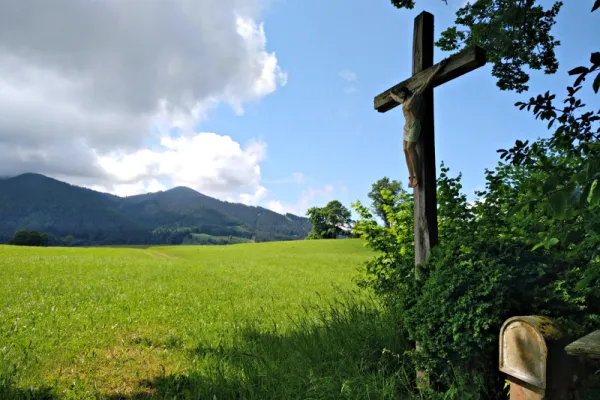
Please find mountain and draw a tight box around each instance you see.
[0,173,311,246]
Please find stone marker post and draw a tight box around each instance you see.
[565,330,600,395]
[565,330,600,360]
[499,316,576,399]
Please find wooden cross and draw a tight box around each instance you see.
[373,11,486,276]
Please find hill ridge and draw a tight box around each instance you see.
[0,173,310,246]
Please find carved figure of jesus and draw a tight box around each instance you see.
[389,59,448,188]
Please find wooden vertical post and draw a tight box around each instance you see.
[413,11,437,389]
[412,12,438,278]
[372,9,487,392]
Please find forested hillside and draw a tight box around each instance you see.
[0,174,311,246]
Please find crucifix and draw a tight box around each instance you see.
[373,10,486,387]
[373,11,486,276]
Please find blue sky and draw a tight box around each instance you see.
[1,0,596,218]
[198,0,599,215]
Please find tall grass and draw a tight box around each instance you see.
[125,293,416,399]
[0,240,481,399]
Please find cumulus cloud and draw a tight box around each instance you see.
[0,0,287,201]
[266,184,339,216]
[78,133,266,200]
[88,179,168,199]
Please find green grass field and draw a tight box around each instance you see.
[0,240,412,399]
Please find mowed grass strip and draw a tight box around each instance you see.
[0,240,412,399]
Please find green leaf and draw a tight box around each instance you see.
[548,189,569,218]
[507,201,528,217]
[542,175,558,194]
[577,264,600,291]
[582,181,594,208]
[547,237,559,248]
[588,180,600,206]
[532,242,544,251]
[586,157,600,180]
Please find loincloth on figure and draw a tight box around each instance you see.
[403,119,421,143]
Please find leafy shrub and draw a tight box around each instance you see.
[353,162,600,397]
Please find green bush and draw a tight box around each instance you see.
[353,162,600,397]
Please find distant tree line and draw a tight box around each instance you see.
[182,233,251,245]
[9,229,49,246]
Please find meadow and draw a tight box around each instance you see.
[0,240,412,399]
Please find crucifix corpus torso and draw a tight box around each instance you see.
[390,60,448,188]
[373,11,486,269]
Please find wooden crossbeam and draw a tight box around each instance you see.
[374,46,487,113]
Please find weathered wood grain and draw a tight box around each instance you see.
[412,11,437,279]
[374,46,487,113]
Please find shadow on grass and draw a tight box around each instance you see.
[105,292,417,400]
[1,292,419,399]
[0,385,58,400]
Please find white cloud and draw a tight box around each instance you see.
[86,132,268,200]
[266,184,338,216]
[237,185,270,206]
[339,69,357,82]
[88,179,168,198]
[0,0,286,199]
[0,1,339,217]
